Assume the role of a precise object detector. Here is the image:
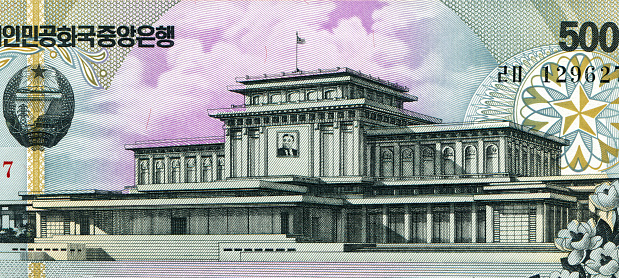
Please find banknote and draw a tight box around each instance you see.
[0,0,619,277]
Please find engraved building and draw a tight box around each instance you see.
[22,68,607,261]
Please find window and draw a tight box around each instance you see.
[324,89,333,99]
[401,147,414,177]
[171,217,187,235]
[154,159,164,184]
[186,157,196,183]
[270,94,282,103]
[202,157,213,182]
[381,149,394,177]
[307,90,318,100]
[171,159,181,183]
[432,206,450,243]
[464,146,477,174]
[485,145,498,173]
[252,95,261,105]
[138,159,149,184]
[455,207,472,243]
[497,204,534,243]
[442,147,455,175]
[477,207,486,243]
[411,208,426,243]
[422,147,435,176]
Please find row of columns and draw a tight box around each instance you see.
[340,203,557,244]
[374,138,507,177]
[136,152,222,184]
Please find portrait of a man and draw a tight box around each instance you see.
[277,132,299,157]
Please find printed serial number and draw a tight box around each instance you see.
[497,65,619,83]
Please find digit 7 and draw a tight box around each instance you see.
[3,161,12,178]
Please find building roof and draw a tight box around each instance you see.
[124,137,225,150]
[234,67,408,92]
[366,121,569,145]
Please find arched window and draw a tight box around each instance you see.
[287,92,299,102]
[442,147,455,175]
[401,147,414,177]
[485,145,498,173]
[422,147,435,176]
[202,157,213,182]
[270,94,282,103]
[307,90,318,100]
[381,149,394,177]
[252,95,261,105]
[217,157,225,180]
[139,160,148,185]
[324,89,334,99]
[154,160,164,184]
[464,146,477,174]
[171,159,181,183]
[186,157,196,183]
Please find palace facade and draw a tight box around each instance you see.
[21,67,609,261]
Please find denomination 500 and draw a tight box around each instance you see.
[543,65,616,83]
[560,21,619,52]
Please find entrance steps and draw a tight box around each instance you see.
[354,243,559,253]
[35,234,296,261]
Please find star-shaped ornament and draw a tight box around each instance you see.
[549,84,608,136]
[31,64,47,79]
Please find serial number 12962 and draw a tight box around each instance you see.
[497,65,617,83]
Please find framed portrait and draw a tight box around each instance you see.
[276,131,299,157]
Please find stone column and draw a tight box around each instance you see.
[224,128,232,178]
[164,155,170,183]
[449,203,455,243]
[334,121,341,176]
[471,203,477,243]
[426,204,433,243]
[134,157,139,185]
[313,123,321,177]
[374,145,381,177]
[477,139,484,175]
[394,144,401,177]
[486,204,493,243]
[196,154,203,182]
[361,206,368,243]
[404,204,411,243]
[498,137,506,174]
[455,141,463,176]
[261,127,268,176]
[180,154,186,183]
[210,153,218,181]
[353,120,362,176]
[538,203,546,242]
[36,212,42,238]
[148,155,154,184]
[414,144,421,176]
[382,205,389,243]
[338,208,347,243]
[70,211,76,235]
[435,142,441,176]
[89,217,95,235]
[241,127,249,177]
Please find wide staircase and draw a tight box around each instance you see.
[35,234,296,261]
[354,243,559,253]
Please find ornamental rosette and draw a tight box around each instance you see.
[585,242,619,278]
[591,181,619,211]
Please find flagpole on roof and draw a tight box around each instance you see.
[295,31,305,72]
